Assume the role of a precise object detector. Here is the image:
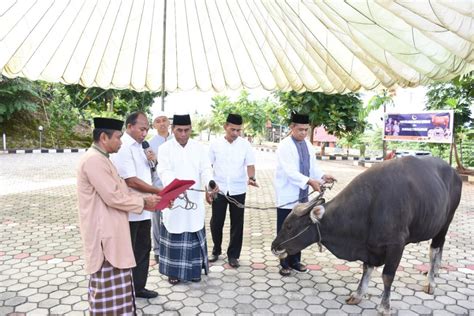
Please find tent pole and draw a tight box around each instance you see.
[160,0,168,111]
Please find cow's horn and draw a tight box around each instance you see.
[293,202,311,216]
[293,197,322,217]
[310,205,325,223]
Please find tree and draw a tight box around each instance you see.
[62,84,160,118]
[192,114,221,141]
[1,77,162,149]
[210,91,280,138]
[275,91,364,155]
[192,115,208,140]
[426,72,473,173]
[0,76,40,123]
[365,90,395,157]
[37,82,84,148]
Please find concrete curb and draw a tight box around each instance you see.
[0,148,87,154]
[254,145,383,163]
[460,174,474,183]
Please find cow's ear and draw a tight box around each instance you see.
[310,205,325,223]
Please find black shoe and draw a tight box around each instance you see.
[209,254,219,263]
[228,258,240,268]
[290,263,308,273]
[135,288,158,299]
[279,267,291,277]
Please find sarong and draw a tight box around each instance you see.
[89,260,136,316]
[159,224,209,281]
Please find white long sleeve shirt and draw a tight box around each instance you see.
[157,138,213,233]
[209,136,256,195]
[274,136,324,209]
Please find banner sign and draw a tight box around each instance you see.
[383,110,454,143]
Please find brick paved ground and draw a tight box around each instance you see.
[0,151,473,315]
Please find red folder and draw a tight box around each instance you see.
[155,178,196,211]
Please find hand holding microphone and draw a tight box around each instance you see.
[142,141,157,172]
[206,180,219,204]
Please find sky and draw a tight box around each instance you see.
[151,87,428,127]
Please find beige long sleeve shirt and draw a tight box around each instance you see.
[77,147,145,274]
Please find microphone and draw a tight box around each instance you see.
[208,180,218,200]
[208,180,216,190]
[142,141,156,172]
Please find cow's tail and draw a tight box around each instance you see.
[431,167,462,250]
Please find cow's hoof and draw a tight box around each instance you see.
[377,304,392,315]
[423,284,434,295]
[346,295,361,305]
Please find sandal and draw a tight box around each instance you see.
[168,277,180,285]
[279,268,291,277]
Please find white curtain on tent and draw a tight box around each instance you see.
[0,0,472,93]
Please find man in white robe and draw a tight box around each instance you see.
[157,114,219,284]
[275,113,335,277]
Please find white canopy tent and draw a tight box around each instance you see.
[0,0,472,94]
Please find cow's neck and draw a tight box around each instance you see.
[318,200,341,246]
[316,198,370,262]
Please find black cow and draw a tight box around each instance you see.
[271,156,462,314]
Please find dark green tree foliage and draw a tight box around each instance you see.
[63,84,160,118]
[426,73,473,134]
[275,91,365,141]
[1,77,160,149]
[38,82,83,147]
[210,90,279,137]
[426,72,473,171]
[0,76,40,123]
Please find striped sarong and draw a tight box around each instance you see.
[89,260,136,316]
[159,223,209,281]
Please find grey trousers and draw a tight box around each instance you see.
[151,211,162,261]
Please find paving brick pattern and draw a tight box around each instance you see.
[1,152,473,315]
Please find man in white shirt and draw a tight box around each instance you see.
[157,114,219,285]
[275,113,335,277]
[208,114,258,268]
[111,112,161,298]
[149,111,174,264]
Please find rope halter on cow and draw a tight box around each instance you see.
[276,182,333,253]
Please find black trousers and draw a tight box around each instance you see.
[210,193,246,259]
[277,208,301,269]
[129,219,151,292]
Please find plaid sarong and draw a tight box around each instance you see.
[159,224,209,281]
[89,260,136,316]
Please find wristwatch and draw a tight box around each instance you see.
[249,176,256,181]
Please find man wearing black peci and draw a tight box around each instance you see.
[208,113,258,268]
